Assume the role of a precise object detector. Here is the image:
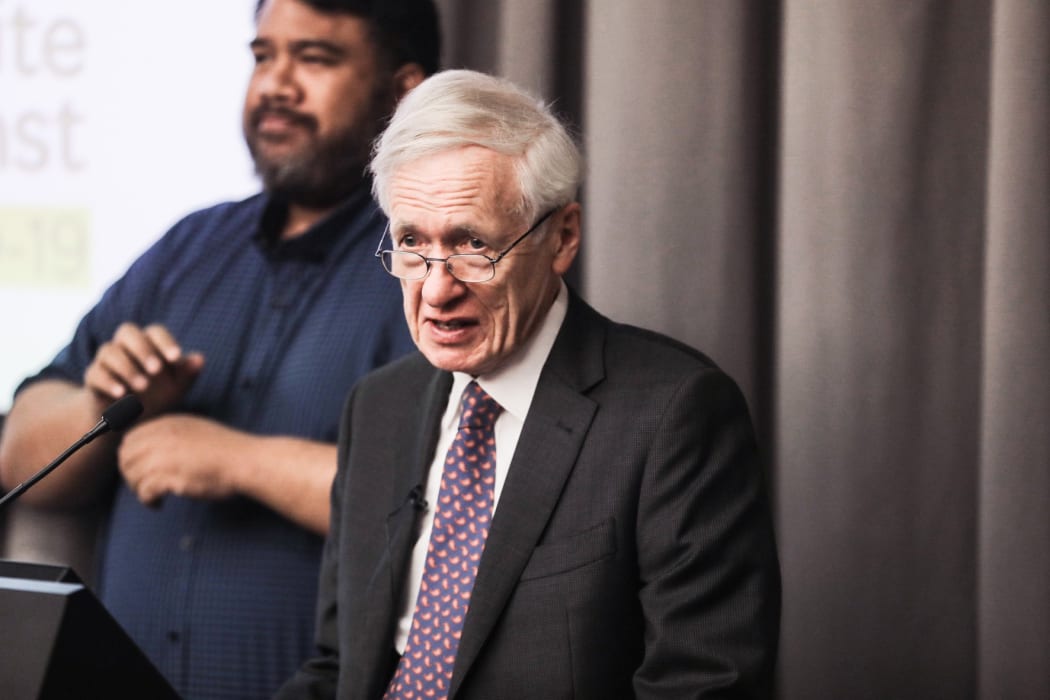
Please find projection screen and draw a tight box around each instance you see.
[1,1,258,410]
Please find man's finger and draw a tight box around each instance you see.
[144,324,184,365]
[113,322,169,376]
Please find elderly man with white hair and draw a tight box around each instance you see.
[278,69,781,700]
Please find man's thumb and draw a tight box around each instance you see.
[174,352,206,386]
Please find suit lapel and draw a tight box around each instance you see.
[384,367,452,601]
[449,293,607,696]
[355,366,452,700]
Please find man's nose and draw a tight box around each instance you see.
[421,260,466,307]
[257,56,300,103]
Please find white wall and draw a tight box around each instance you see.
[0,1,258,410]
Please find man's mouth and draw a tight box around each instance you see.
[432,319,474,331]
[252,106,316,136]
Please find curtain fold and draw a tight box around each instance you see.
[775,2,988,697]
[581,2,774,415]
[978,1,1050,697]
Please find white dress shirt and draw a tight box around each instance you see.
[394,281,569,652]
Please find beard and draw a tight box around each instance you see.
[244,103,386,209]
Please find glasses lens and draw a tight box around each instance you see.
[448,255,495,283]
[382,251,427,280]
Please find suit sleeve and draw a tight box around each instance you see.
[633,368,781,699]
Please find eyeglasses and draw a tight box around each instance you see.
[375,209,556,283]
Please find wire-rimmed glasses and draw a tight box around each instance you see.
[375,209,556,283]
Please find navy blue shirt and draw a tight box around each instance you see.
[24,185,414,699]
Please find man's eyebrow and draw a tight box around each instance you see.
[393,223,484,239]
[290,39,348,57]
[247,38,347,57]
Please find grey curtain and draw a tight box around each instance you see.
[435,0,1050,697]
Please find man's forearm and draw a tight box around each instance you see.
[0,380,119,508]
[230,435,336,535]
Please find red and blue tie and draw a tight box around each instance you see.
[384,381,503,699]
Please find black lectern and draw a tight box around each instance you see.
[0,560,180,699]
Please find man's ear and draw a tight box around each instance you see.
[551,203,582,276]
[393,63,426,101]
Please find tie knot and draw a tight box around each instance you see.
[459,381,503,429]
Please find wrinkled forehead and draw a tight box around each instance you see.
[387,147,526,233]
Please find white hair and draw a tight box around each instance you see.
[370,69,582,222]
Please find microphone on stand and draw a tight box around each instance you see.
[0,395,143,511]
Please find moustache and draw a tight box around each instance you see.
[249,105,318,133]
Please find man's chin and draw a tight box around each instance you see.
[253,144,299,167]
[253,149,310,181]
[421,346,486,376]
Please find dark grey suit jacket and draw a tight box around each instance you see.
[277,292,780,699]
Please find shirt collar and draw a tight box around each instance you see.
[252,181,375,262]
[444,280,569,428]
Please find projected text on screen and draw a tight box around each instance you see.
[0,3,87,173]
[1,3,90,289]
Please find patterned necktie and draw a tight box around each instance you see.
[385,381,503,700]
